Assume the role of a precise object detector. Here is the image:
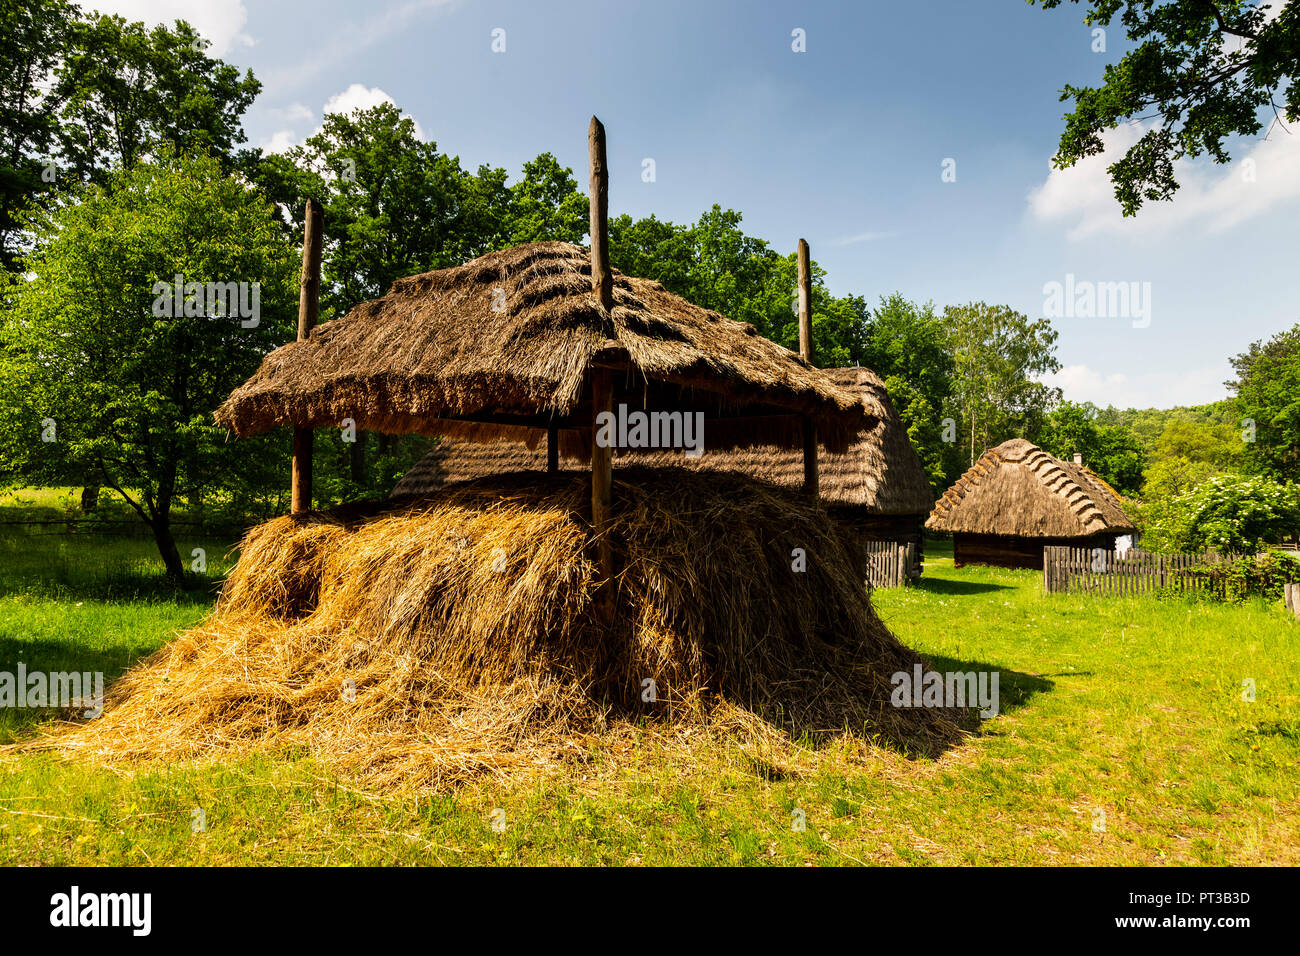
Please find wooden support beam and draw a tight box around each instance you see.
[588,116,614,312]
[797,237,818,497]
[547,418,559,475]
[291,198,323,514]
[591,369,615,624]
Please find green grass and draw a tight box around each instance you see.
[0,527,1296,866]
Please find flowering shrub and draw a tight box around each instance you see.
[1152,475,1300,555]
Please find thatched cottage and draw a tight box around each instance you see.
[925,438,1136,570]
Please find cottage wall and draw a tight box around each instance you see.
[953,532,1123,571]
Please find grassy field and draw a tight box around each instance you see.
[1,522,1297,866]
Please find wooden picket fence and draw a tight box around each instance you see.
[864,540,917,589]
[1043,546,1229,596]
[1285,583,1300,622]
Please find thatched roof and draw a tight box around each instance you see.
[925,438,1135,537]
[215,241,869,452]
[392,367,934,515]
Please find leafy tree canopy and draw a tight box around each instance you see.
[0,149,296,578]
[1034,0,1300,215]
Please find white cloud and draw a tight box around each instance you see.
[258,86,425,154]
[1027,119,1300,240]
[322,84,425,139]
[1040,363,1230,409]
[259,129,298,154]
[829,230,897,246]
[85,1,252,57]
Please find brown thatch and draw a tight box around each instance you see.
[392,367,934,515]
[925,438,1136,537]
[35,469,972,788]
[215,242,869,452]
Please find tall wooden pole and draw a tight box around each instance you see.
[589,117,615,623]
[291,198,323,514]
[588,117,614,312]
[797,238,818,497]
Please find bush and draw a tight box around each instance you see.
[1150,474,1300,554]
[1183,551,1300,603]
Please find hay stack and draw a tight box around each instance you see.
[42,470,970,787]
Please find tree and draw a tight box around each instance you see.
[1228,322,1300,482]
[0,150,296,579]
[942,302,1063,464]
[861,294,959,491]
[1034,0,1300,215]
[508,152,588,244]
[1040,400,1148,495]
[1152,418,1242,469]
[52,14,261,186]
[608,205,873,364]
[0,0,72,274]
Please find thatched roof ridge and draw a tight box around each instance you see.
[924,438,1135,537]
[215,241,868,451]
[392,367,934,515]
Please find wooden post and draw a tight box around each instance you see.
[588,118,615,623]
[547,419,559,475]
[291,198,323,514]
[588,116,613,312]
[591,369,615,623]
[797,238,818,496]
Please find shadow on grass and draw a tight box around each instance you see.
[913,577,1015,596]
[0,535,231,606]
[0,635,158,742]
[919,653,1056,719]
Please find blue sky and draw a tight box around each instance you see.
[95,0,1300,409]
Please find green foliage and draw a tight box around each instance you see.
[1229,323,1300,483]
[862,295,960,492]
[0,0,73,273]
[508,152,589,244]
[610,205,874,363]
[941,302,1062,464]
[1040,401,1147,495]
[52,14,260,185]
[883,374,951,494]
[1100,401,1241,457]
[1182,551,1300,603]
[0,150,296,576]
[1034,0,1300,215]
[1148,473,1300,555]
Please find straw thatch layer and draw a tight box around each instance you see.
[39,470,970,788]
[215,242,869,452]
[392,367,934,515]
[926,438,1135,537]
